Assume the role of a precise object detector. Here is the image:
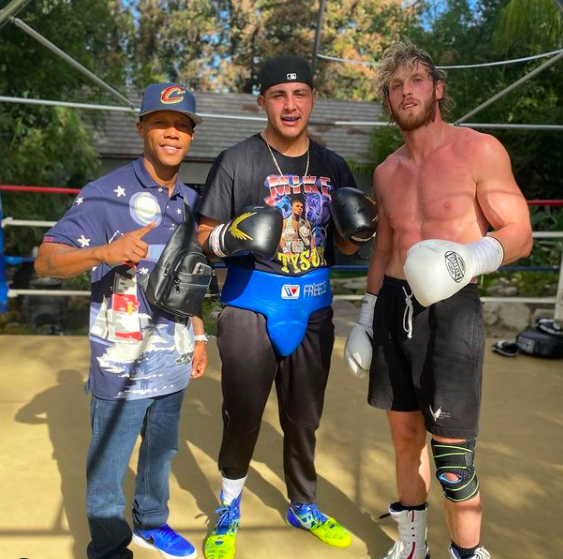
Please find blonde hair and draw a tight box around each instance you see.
[377,42,453,118]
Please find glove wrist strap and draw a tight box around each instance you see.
[466,236,504,276]
[358,292,377,328]
[209,224,227,258]
[350,231,376,245]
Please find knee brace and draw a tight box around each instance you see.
[431,438,479,502]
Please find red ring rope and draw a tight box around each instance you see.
[527,200,563,206]
[0,185,80,194]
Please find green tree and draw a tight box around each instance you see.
[126,0,410,99]
[0,0,132,254]
[317,0,419,100]
[495,0,563,52]
[368,0,563,199]
[491,0,563,199]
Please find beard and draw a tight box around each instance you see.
[391,90,438,132]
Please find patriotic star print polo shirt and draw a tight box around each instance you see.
[43,157,200,400]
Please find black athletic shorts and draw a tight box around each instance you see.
[368,276,485,438]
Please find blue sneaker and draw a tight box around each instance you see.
[132,523,197,559]
[286,502,352,547]
[204,492,242,559]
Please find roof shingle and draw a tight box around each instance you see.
[90,91,383,165]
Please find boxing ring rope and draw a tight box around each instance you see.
[0,186,562,320]
[0,185,88,310]
[3,95,563,132]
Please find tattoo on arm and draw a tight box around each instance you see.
[45,246,76,276]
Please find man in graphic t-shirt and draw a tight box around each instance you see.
[197,55,377,559]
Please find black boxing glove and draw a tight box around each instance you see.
[331,187,378,245]
[208,205,283,259]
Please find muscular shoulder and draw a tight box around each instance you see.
[373,146,404,190]
[453,127,507,163]
[85,162,136,195]
[309,139,356,187]
[214,134,263,167]
[77,177,107,200]
[452,128,511,181]
[309,140,348,168]
[96,161,136,184]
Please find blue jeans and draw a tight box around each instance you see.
[86,390,185,559]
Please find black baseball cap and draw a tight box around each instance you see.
[258,55,314,94]
[139,83,203,125]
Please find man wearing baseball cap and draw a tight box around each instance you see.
[35,83,208,559]
[197,54,375,559]
[140,82,203,125]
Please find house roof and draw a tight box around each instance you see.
[90,91,383,165]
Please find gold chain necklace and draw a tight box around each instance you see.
[262,133,310,180]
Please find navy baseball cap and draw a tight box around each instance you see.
[258,55,314,94]
[139,83,203,125]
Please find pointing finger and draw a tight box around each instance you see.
[129,222,157,239]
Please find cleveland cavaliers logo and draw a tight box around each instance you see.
[160,86,185,104]
[444,251,466,283]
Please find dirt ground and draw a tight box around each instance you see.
[1,329,562,559]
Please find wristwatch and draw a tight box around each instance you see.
[194,334,208,343]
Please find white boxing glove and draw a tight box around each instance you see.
[344,293,377,378]
[404,236,504,307]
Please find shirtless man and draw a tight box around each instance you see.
[344,42,533,559]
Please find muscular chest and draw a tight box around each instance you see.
[382,153,477,228]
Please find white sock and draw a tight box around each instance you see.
[221,475,247,504]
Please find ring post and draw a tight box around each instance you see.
[0,188,8,313]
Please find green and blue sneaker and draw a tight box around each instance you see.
[286,502,352,548]
[204,492,242,559]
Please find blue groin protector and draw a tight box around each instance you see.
[221,266,332,357]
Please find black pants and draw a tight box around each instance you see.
[216,305,334,504]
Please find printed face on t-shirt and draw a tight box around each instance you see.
[263,174,333,274]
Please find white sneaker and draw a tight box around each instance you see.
[449,545,491,559]
[381,503,430,559]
